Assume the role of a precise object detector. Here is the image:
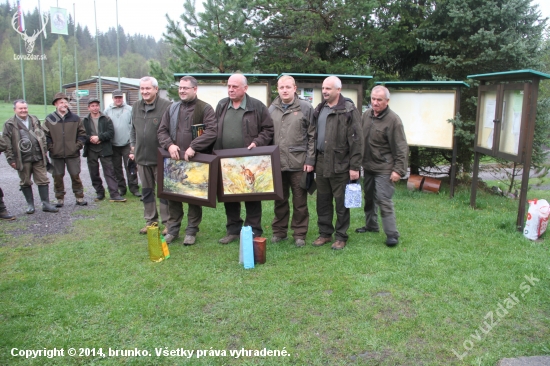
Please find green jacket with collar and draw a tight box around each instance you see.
[313,94,363,177]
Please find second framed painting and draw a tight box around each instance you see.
[213,146,283,202]
[157,148,219,208]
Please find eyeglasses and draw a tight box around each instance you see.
[179,87,196,91]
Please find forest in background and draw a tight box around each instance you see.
[0,1,170,104]
[1,0,550,176]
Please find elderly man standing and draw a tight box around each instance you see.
[82,98,126,203]
[3,99,58,214]
[269,75,315,247]
[312,76,362,250]
[214,73,274,244]
[355,85,408,247]
[44,93,88,207]
[158,76,217,245]
[130,76,172,234]
[104,89,141,197]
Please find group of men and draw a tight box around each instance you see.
[127,73,408,249]
[0,89,140,219]
[0,72,409,249]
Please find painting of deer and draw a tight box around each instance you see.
[241,165,255,186]
[220,155,274,194]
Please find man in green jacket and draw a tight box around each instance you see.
[44,92,88,207]
[214,74,274,243]
[269,75,315,247]
[82,98,126,203]
[129,76,172,234]
[356,85,408,247]
[3,99,58,214]
[311,76,363,250]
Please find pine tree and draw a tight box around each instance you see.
[152,0,258,91]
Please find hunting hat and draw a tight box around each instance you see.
[52,92,69,105]
[87,98,100,106]
[112,89,123,97]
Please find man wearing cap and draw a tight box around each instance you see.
[43,92,88,207]
[3,99,59,214]
[268,75,315,247]
[82,98,126,203]
[130,76,172,234]
[104,89,140,197]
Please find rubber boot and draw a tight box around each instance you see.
[38,185,59,213]
[0,210,15,220]
[21,186,35,214]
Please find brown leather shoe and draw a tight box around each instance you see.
[219,234,239,244]
[139,226,148,235]
[331,240,346,250]
[312,236,332,247]
[162,228,168,236]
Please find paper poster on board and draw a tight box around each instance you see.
[484,100,496,128]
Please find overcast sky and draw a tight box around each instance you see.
[12,0,550,42]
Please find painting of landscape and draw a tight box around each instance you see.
[163,158,210,198]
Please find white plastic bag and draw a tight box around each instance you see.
[523,199,550,240]
[344,181,362,208]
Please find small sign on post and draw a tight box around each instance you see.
[75,89,89,97]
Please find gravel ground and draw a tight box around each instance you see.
[0,154,108,240]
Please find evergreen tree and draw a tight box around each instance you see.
[0,36,20,101]
[253,0,379,74]
[160,0,258,73]
[410,0,547,174]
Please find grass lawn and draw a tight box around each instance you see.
[0,102,52,131]
[0,181,548,365]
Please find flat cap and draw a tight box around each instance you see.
[87,98,100,105]
[112,89,123,97]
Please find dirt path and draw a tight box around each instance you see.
[0,154,102,241]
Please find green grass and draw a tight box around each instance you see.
[0,183,549,365]
[0,102,52,131]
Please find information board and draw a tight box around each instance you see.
[389,90,456,149]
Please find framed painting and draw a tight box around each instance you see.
[213,146,283,202]
[157,148,219,208]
